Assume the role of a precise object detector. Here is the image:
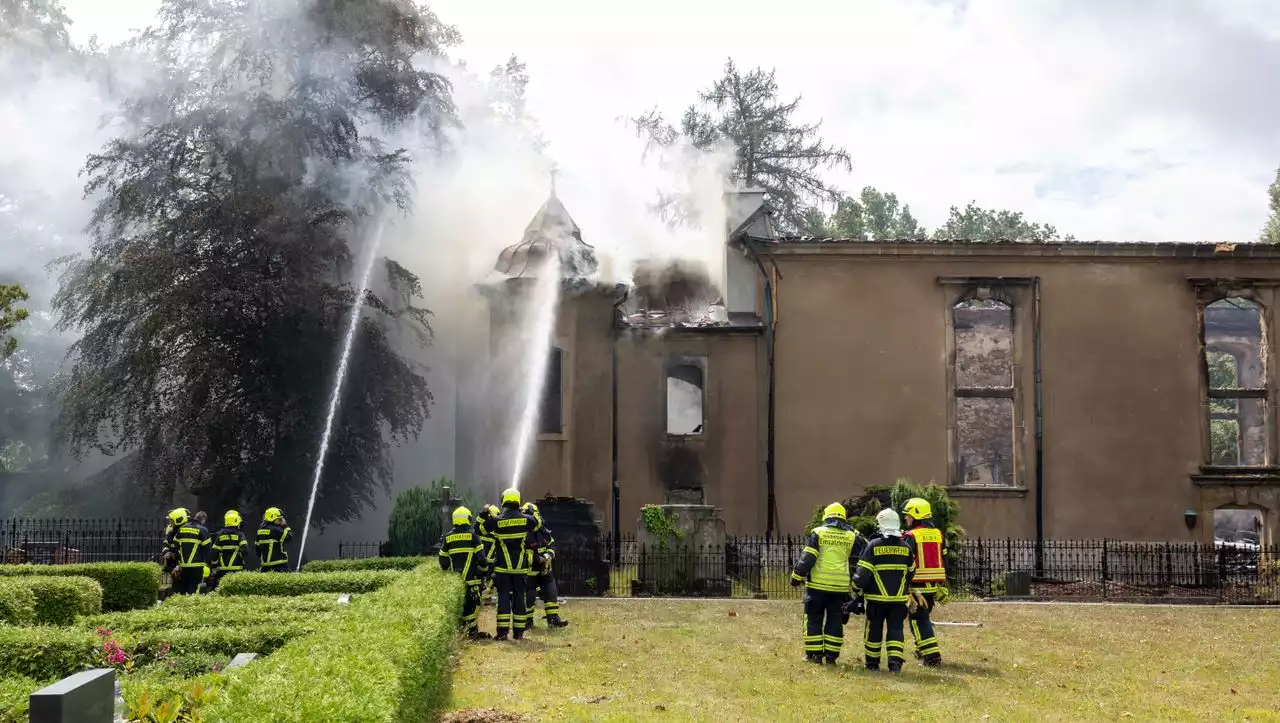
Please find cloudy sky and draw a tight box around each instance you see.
[58,0,1280,242]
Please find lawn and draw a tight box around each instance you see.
[449,599,1280,722]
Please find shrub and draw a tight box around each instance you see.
[217,570,401,597]
[0,675,43,723]
[205,566,464,722]
[387,485,439,557]
[24,577,103,625]
[84,593,341,632]
[301,556,430,573]
[0,626,98,680]
[0,562,160,611]
[123,621,322,664]
[122,672,223,723]
[0,579,37,625]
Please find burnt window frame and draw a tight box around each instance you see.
[664,355,708,438]
[537,345,567,438]
[1192,280,1278,472]
[940,277,1033,491]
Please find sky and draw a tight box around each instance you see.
[56,0,1280,242]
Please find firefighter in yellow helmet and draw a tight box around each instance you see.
[161,508,187,584]
[256,507,293,572]
[790,502,866,664]
[523,502,569,628]
[208,510,249,592]
[475,504,500,605]
[854,508,916,673]
[903,497,946,666]
[172,508,212,595]
[439,506,491,640]
[481,488,539,641]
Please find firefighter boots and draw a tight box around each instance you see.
[547,615,569,628]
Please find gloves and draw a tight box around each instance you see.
[935,587,950,605]
[789,576,803,587]
[907,590,927,614]
[851,596,865,616]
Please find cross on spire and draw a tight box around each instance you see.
[549,166,558,197]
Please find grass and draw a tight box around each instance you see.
[450,599,1280,722]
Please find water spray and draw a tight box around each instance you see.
[507,254,562,491]
[295,221,386,569]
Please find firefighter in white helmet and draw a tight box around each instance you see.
[853,508,916,673]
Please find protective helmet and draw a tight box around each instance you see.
[263,507,283,523]
[452,506,473,526]
[521,502,539,516]
[487,504,500,517]
[876,508,901,535]
[224,510,242,527]
[904,497,932,521]
[168,508,189,525]
[501,488,521,506]
[822,502,847,521]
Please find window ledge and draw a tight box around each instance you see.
[1191,467,1280,486]
[947,485,1029,498]
[536,433,568,442]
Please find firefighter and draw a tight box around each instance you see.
[790,502,865,664]
[853,508,916,673]
[439,506,491,640]
[172,509,212,595]
[903,497,947,666]
[161,508,185,582]
[522,502,569,628]
[208,510,249,592]
[482,488,539,641]
[256,507,293,572]
[476,504,500,605]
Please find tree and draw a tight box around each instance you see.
[634,59,851,231]
[804,186,927,240]
[53,0,457,524]
[933,202,1072,242]
[1260,167,1280,244]
[0,283,29,360]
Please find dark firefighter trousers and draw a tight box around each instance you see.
[494,572,529,636]
[525,572,561,619]
[909,591,941,660]
[463,581,482,631]
[173,567,203,596]
[864,600,908,667]
[803,589,846,659]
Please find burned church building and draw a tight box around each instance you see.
[460,188,1280,546]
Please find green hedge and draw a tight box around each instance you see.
[0,562,160,611]
[84,593,342,632]
[26,577,103,625]
[0,626,98,680]
[217,570,401,597]
[301,557,430,573]
[123,621,322,664]
[0,579,37,625]
[206,566,464,722]
[0,675,43,723]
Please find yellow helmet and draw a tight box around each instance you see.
[904,497,932,521]
[822,502,847,521]
[452,506,473,526]
[168,508,189,525]
[224,510,242,527]
[521,502,539,515]
[486,504,500,517]
[263,507,283,523]
[501,488,521,506]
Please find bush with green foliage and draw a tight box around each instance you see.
[0,625,98,680]
[0,562,160,611]
[124,621,322,665]
[301,556,430,573]
[0,675,41,723]
[806,479,965,580]
[84,593,341,632]
[22,576,103,624]
[0,579,37,625]
[217,570,401,597]
[387,485,439,557]
[205,565,464,722]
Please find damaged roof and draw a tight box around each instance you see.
[496,191,599,278]
[749,236,1280,259]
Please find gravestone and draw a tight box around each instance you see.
[226,653,258,670]
[29,669,114,723]
[535,496,607,597]
[636,504,728,596]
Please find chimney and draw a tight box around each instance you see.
[722,187,768,316]
[725,187,766,236]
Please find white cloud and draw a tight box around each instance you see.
[60,0,1280,242]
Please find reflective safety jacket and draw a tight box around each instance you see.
[174,522,212,569]
[256,522,293,569]
[527,523,556,577]
[904,521,946,590]
[475,512,497,563]
[212,527,249,571]
[438,524,488,585]
[852,534,917,603]
[791,519,865,593]
[482,507,540,574]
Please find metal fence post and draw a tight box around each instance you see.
[1101,538,1108,598]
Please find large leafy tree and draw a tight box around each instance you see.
[53,0,456,523]
[0,284,29,361]
[803,186,927,240]
[634,59,851,231]
[933,202,1072,242]
[1260,167,1280,244]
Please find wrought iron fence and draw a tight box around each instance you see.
[0,519,161,564]
[316,534,1280,604]
[336,541,387,560]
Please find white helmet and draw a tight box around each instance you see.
[876,508,901,535]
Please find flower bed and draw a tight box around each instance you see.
[0,562,160,611]
[217,569,401,597]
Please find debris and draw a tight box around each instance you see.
[440,709,529,723]
[1214,243,1237,253]
[728,611,738,617]
[654,705,667,712]
[935,622,982,628]
[570,695,611,704]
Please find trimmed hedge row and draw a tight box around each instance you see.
[0,676,41,723]
[0,562,160,611]
[217,570,401,597]
[0,579,36,625]
[0,626,98,680]
[84,593,342,632]
[206,566,464,722]
[301,556,430,573]
[0,576,102,625]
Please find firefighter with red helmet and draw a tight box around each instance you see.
[902,497,948,666]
